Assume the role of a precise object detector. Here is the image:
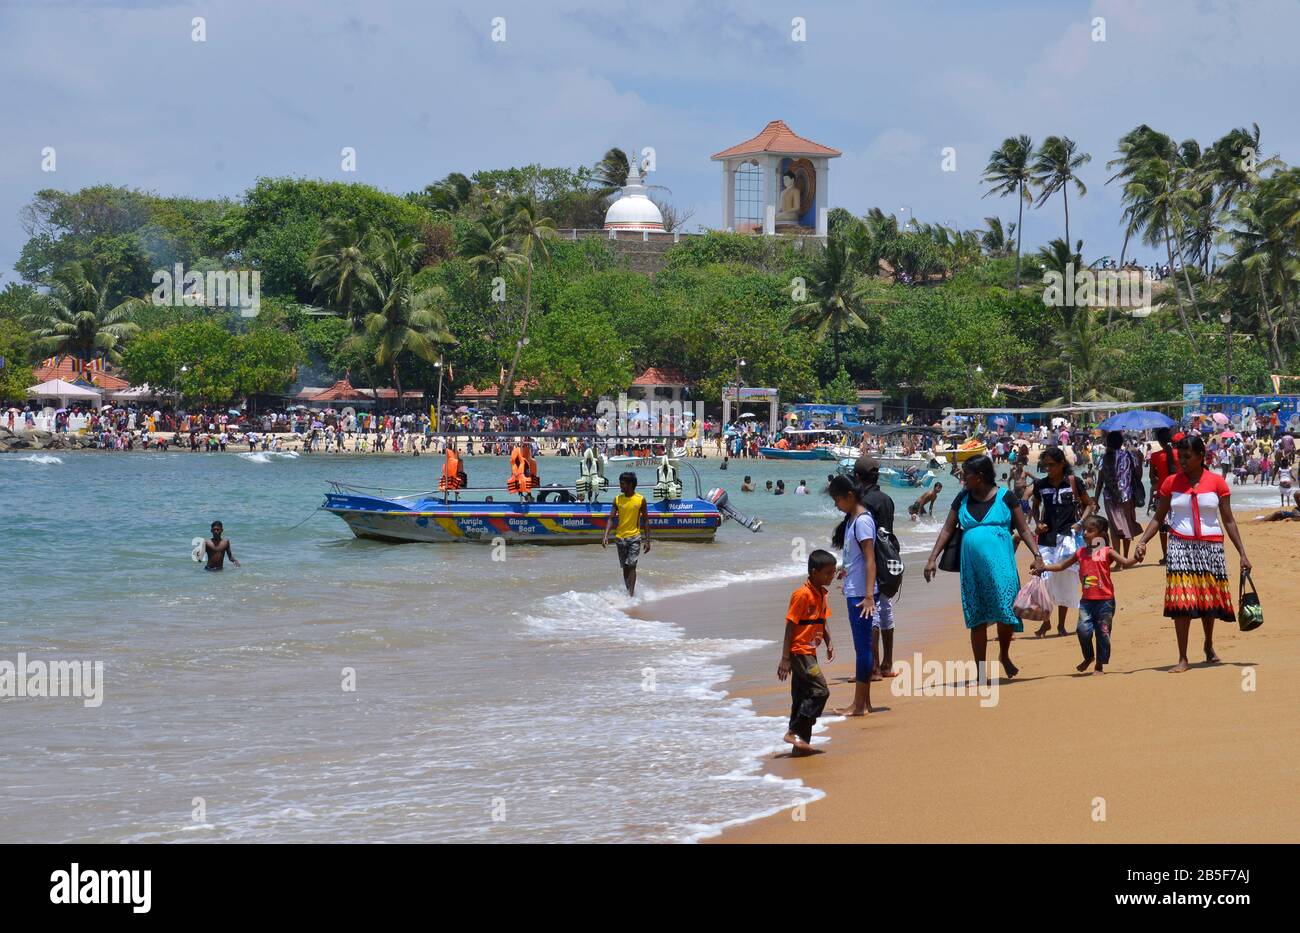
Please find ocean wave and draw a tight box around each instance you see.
[8,453,63,465]
[238,450,300,463]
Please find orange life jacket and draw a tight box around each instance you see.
[439,448,466,490]
[507,446,537,493]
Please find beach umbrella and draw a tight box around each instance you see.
[1221,430,1239,439]
[1211,412,1230,424]
[1097,410,1175,431]
[738,412,757,419]
[1257,401,1282,413]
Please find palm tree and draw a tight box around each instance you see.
[25,262,143,365]
[422,172,474,215]
[591,147,631,194]
[980,216,1017,258]
[981,135,1034,287]
[496,196,556,412]
[787,232,873,370]
[1107,125,1174,268]
[350,231,456,409]
[309,217,375,315]
[1031,135,1091,246]
[1123,156,1201,337]
[1046,307,1133,404]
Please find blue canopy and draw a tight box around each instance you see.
[1097,410,1175,431]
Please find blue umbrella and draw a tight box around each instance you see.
[1097,410,1175,431]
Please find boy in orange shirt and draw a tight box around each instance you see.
[778,550,837,755]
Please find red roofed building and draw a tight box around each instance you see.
[712,120,840,237]
[32,357,130,391]
[629,366,690,404]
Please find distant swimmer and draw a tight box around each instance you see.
[203,521,240,571]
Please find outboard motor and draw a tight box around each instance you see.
[706,488,763,532]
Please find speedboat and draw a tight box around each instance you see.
[322,449,755,545]
[760,429,841,460]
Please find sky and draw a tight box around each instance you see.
[2,0,1298,282]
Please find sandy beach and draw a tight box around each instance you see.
[638,510,1299,844]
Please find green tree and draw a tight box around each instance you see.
[496,196,557,411]
[981,135,1035,287]
[23,262,144,364]
[1031,135,1091,246]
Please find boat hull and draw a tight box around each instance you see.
[323,491,721,544]
[937,444,987,463]
[759,446,836,461]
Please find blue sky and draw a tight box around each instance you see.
[1,0,1297,281]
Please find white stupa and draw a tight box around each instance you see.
[603,149,664,232]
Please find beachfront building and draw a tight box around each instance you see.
[712,120,840,237]
[627,366,690,405]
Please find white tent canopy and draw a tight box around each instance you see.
[26,378,103,403]
[946,400,1185,416]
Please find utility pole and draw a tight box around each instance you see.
[1068,362,1074,406]
[1220,312,1233,392]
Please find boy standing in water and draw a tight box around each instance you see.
[778,550,837,755]
[203,521,240,572]
[602,472,649,596]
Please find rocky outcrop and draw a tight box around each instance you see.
[0,427,91,452]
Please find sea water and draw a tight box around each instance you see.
[0,451,1272,842]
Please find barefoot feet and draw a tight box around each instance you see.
[1076,659,1092,673]
[783,732,816,754]
[1170,658,1190,673]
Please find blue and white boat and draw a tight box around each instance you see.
[322,452,760,544]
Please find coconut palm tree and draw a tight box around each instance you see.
[981,135,1034,287]
[350,231,456,409]
[421,172,474,215]
[1123,156,1201,337]
[309,217,376,315]
[496,196,556,412]
[1107,125,1175,268]
[787,232,872,371]
[980,216,1017,258]
[591,147,631,194]
[1031,135,1091,246]
[25,261,143,365]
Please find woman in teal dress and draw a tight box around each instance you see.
[925,454,1043,680]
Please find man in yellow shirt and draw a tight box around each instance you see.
[602,471,650,596]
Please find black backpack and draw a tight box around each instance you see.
[854,493,904,599]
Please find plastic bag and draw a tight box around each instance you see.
[1013,575,1055,622]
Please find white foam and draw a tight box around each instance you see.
[239,450,299,463]
[9,453,63,465]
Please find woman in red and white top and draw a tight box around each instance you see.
[1136,434,1252,673]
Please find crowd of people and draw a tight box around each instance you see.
[781,418,1276,755]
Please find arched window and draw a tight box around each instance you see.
[733,160,763,233]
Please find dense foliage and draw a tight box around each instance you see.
[5,129,1297,409]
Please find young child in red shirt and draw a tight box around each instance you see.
[1036,515,1137,673]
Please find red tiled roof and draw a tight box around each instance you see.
[456,381,539,399]
[631,366,689,387]
[32,358,129,391]
[711,120,841,160]
[305,378,374,401]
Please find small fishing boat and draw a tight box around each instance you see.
[323,448,758,544]
[759,429,841,461]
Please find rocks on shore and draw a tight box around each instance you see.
[0,426,91,453]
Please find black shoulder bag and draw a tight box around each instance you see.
[938,491,965,572]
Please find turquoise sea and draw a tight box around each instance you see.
[0,450,1279,842]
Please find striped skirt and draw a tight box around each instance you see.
[1164,536,1235,621]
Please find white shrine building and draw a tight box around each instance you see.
[603,151,665,233]
[712,120,840,237]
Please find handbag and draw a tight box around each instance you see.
[1238,571,1264,631]
[938,491,965,572]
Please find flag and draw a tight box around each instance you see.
[1272,374,1281,394]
